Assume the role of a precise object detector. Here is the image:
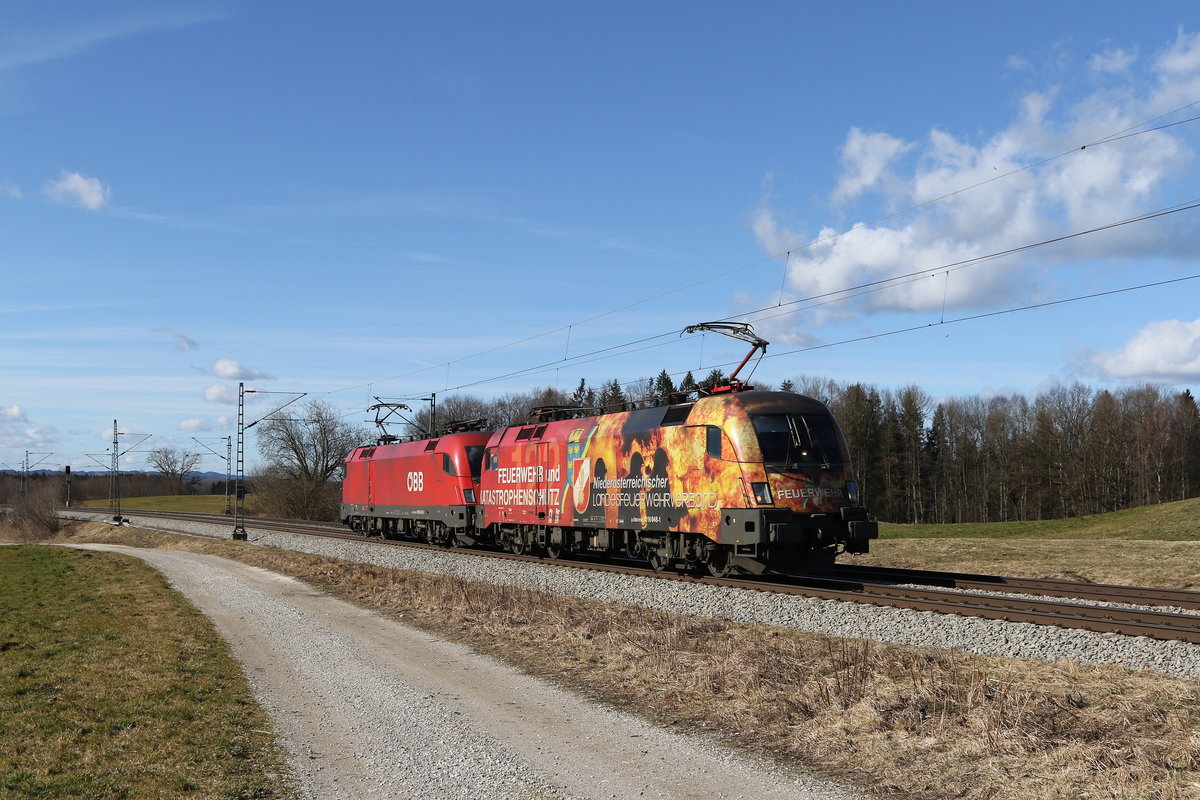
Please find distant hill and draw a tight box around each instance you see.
[1,469,227,479]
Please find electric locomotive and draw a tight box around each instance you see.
[340,322,877,575]
[477,387,876,575]
[341,428,490,545]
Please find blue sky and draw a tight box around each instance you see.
[3,1,1199,473]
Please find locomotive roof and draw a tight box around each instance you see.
[351,429,491,457]
[709,389,833,416]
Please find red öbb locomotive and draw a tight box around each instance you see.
[341,323,878,575]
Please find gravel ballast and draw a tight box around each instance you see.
[71,510,1200,681]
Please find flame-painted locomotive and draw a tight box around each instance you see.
[341,324,877,575]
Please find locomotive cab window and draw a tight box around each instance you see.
[465,446,485,479]
[706,426,722,459]
[441,453,455,476]
[751,413,845,469]
[662,404,693,426]
[485,448,499,471]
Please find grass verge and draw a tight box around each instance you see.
[879,497,1200,541]
[76,495,244,514]
[32,521,1200,800]
[853,537,1200,589]
[0,543,298,799]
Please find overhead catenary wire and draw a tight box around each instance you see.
[323,100,1200,405]
[341,197,1200,406]
[450,271,1200,397]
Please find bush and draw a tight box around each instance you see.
[8,485,61,539]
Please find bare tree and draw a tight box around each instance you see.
[146,446,202,494]
[255,400,368,520]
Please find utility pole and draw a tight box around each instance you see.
[192,436,233,515]
[110,420,119,522]
[106,419,152,525]
[233,382,307,540]
[235,385,245,538]
[22,450,53,497]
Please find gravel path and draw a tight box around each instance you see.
[62,541,868,800]
[70,510,1200,680]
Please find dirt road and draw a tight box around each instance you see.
[65,543,866,800]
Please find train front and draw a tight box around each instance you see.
[708,390,878,572]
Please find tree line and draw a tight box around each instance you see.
[400,372,1200,525]
[8,373,1193,526]
[789,378,1200,524]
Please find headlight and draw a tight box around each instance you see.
[463,489,477,503]
[845,481,859,503]
[751,482,773,505]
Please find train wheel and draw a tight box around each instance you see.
[706,548,733,578]
[543,541,562,559]
[625,537,643,560]
[647,551,668,572]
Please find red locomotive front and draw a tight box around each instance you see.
[341,431,490,545]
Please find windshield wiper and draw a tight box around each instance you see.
[796,416,831,470]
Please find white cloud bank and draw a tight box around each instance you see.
[1085,318,1200,383]
[0,405,57,449]
[211,359,275,380]
[44,170,110,211]
[178,415,231,432]
[754,30,1200,324]
[204,385,243,405]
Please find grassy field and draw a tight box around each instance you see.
[0,544,297,799]
[879,497,1200,541]
[76,495,242,514]
[860,497,1200,588]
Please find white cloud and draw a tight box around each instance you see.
[1005,54,1033,73]
[1090,46,1137,74]
[755,32,1200,324]
[831,128,915,204]
[44,170,110,211]
[178,416,231,432]
[154,327,199,352]
[204,385,244,405]
[0,405,57,450]
[1149,30,1200,118]
[0,9,231,72]
[211,359,275,380]
[1085,318,1200,382]
[3,183,19,199]
[1156,28,1200,76]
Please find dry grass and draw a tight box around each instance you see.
[880,497,1200,542]
[33,520,1200,800]
[2,486,62,540]
[854,538,1200,589]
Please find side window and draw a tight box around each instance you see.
[441,453,455,475]
[487,449,499,471]
[706,426,722,459]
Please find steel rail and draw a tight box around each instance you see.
[65,507,1200,644]
[833,564,1200,611]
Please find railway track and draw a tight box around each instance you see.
[67,506,1200,645]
